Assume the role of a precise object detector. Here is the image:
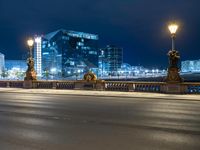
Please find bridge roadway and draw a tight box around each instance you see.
[0,91,200,150]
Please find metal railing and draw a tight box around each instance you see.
[33,81,54,89]
[32,81,75,89]
[56,81,75,89]
[133,82,164,93]
[0,81,24,88]
[9,81,24,88]
[0,81,7,87]
[0,80,200,94]
[183,82,200,94]
[105,82,130,91]
[104,81,164,93]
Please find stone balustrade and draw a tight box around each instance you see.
[183,82,200,94]
[0,81,24,88]
[0,80,200,94]
[105,82,130,91]
[133,82,165,93]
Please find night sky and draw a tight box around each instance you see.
[0,0,200,68]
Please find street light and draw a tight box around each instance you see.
[168,23,179,50]
[24,38,37,81]
[165,23,182,83]
[27,39,34,58]
[27,39,34,46]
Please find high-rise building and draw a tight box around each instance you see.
[99,45,123,75]
[0,52,5,73]
[181,59,200,72]
[40,29,99,77]
[34,36,42,77]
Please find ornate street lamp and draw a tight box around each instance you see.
[168,24,178,50]
[24,38,37,80]
[165,23,182,82]
[27,39,34,57]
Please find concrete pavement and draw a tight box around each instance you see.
[0,92,200,150]
[0,88,200,101]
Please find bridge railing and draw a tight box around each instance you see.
[133,82,165,93]
[0,81,24,88]
[182,82,200,94]
[105,81,130,91]
[0,80,200,94]
[104,81,165,93]
[32,81,54,89]
[32,81,75,89]
[55,81,75,89]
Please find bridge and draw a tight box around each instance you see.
[0,80,200,94]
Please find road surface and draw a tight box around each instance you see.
[0,92,200,150]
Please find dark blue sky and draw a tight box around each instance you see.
[0,0,199,68]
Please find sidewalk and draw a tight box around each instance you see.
[0,88,200,101]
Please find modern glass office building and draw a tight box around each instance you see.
[0,52,5,73]
[181,59,200,73]
[39,29,99,78]
[99,45,123,75]
[34,36,42,77]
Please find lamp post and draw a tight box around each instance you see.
[24,38,37,81]
[165,23,182,83]
[168,24,178,50]
[27,39,34,58]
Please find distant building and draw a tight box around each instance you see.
[5,60,26,71]
[4,60,26,79]
[99,45,123,75]
[0,52,5,73]
[34,36,42,77]
[37,29,99,78]
[181,59,200,73]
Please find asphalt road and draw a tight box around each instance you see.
[0,92,200,150]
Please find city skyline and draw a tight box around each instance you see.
[0,0,200,68]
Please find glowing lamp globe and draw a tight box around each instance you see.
[168,24,179,34]
[27,39,34,47]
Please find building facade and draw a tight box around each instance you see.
[99,45,123,75]
[37,29,99,78]
[0,52,5,73]
[34,37,42,77]
[181,59,200,73]
[5,60,26,79]
[5,60,26,71]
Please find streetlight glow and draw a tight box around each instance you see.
[27,39,34,47]
[168,24,179,34]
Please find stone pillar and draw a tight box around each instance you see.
[6,82,10,88]
[52,82,57,89]
[164,83,186,94]
[23,80,33,89]
[96,80,105,91]
[165,67,182,83]
[128,83,134,92]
